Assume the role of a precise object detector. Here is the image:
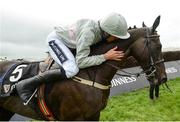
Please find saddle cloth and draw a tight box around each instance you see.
[0,62,39,97]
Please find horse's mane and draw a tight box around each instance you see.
[128,25,138,30]
[90,26,147,57]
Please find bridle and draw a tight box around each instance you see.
[107,27,173,92]
[144,28,172,92]
[142,28,164,78]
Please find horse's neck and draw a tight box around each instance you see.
[77,28,145,85]
[126,28,146,56]
[94,29,146,84]
[77,64,116,86]
[94,61,118,85]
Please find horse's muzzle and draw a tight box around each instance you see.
[160,76,167,84]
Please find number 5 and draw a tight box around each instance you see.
[9,64,28,82]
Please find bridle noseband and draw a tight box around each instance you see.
[143,28,164,78]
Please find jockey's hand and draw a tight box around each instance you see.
[104,46,124,61]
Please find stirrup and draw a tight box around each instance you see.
[23,88,37,105]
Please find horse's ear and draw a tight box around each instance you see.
[152,15,161,33]
[142,22,147,27]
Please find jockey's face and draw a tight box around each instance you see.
[102,31,118,43]
[107,35,118,43]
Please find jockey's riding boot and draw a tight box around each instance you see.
[16,67,67,104]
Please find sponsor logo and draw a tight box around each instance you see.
[3,84,11,93]
[166,67,178,74]
[111,77,136,87]
[3,83,17,94]
[49,40,68,64]
[111,66,179,87]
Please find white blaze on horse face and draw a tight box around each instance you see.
[9,64,28,82]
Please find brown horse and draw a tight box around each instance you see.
[0,16,167,121]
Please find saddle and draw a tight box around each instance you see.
[0,58,56,120]
[0,61,39,97]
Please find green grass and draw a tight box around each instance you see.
[100,77,180,121]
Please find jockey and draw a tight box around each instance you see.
[16,12,130,104]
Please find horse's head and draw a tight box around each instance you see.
[127,16,167,86]
[91,16,167,86]
[120,16,168,99]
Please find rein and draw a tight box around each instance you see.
[106,62,145,77]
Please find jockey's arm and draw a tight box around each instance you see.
[76,29,124,69]
[76,29,106,69]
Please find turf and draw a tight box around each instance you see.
[100,77,180,121]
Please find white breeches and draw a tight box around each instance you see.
[46,31,79,78]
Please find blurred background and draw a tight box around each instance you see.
[1,0,180,60]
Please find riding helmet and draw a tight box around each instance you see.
[100,12,130,39]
